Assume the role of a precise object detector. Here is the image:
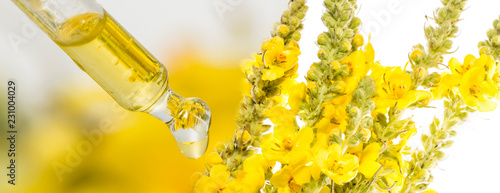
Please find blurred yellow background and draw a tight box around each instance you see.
[15,52,242,193]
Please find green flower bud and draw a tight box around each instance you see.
[438,132,449,140]
[415,183,429,191]
[335,27,344,37]
[317,33,329,45]
[318,49,327,60]
[443,39,453,50]
[349,106,361,118]
[410,48,424,62]
[434,151,446,160]
[493,35,500,46]
[324,0,334,8]
[449,130,457,137]
[296,11,306,20]
[289,31,302,42]
[442,140,454,148]
[349,17,362,29]
[289,16,300,28]
[417,150,425,160]
[422,159,436,170]
[488,29,496,40]
[479,46,489,55]
[478,41,488,48]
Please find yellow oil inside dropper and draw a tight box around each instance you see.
[54,12,166,111]
[13,0,211,159]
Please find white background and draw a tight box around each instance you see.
[1,0,500,192]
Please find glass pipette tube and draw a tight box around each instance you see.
[12,0,211,159]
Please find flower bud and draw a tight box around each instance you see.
[324,0,334,8]
[277,25,290,37]
[425,26,434,37]
[416,67,427,79]
[434,150,446,160]
[341,41,352,53]
[443,39,453,50]
[331,61,341,71]
[333,81,346,93]
[349,17,362,29]
[415,183,429,191]
[349,106,361,118]
[415,169,430,182]
[289,31,302,42]
[307,69,319,82]
[359,128,371,143]
[422,159,436,170]
[318,49,327,59]
[254,88,267,101]
[493,35,500,46]
[488,29,496,40]
[441,140,454,148]
[289,16,300,28]
[352,34,364,47]
[410,48,424,61]
[417,150,425,160]
[242,130,252,143]
[478,41,487,48]
[317,33,329,45]
[335,27,344,37]
[479,46,489,55]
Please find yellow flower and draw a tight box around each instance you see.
[270,151,311,193]
[261,37,301,81]
[322,103,348,132]
[312,144,359,185]
[431,72,461,100]
[449,54,486,76]
[261,125,313,164]
[459,66,498,112]
[225,154,270,193]
[422,190,438,193]
[378,158,405,193]
[240,53,264,75]
[382,125,416,182]
[371,64,432,109]
[193,164,230,193]
[268,106,297,128]
[285,82,307,112]
[358,143,381,179]
[205,152,223,168]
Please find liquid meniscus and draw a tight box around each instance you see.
[175,136,209,159]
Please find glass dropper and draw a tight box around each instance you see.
[12,0,211,159]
